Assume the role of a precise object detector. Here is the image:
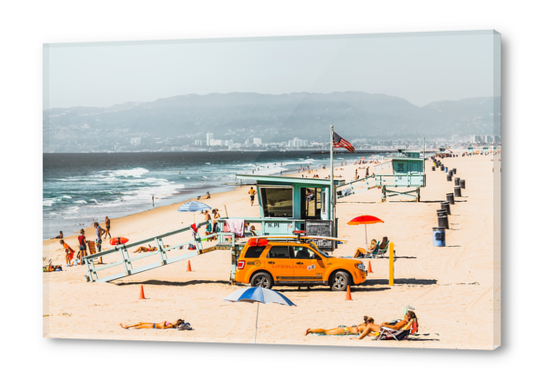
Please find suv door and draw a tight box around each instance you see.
[264,245,294,283]
[292,246,326,283]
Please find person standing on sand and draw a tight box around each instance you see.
[204,210,212,236]
[61,240,75,266]
[77,229,88,265]
[248,187,256,206]
[152,195,155,207]
[94,222,106,264]
[104,216,111,239]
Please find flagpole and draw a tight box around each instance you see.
[330,125,335,231]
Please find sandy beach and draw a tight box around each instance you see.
[42,152,500,349]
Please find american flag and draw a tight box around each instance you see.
[333,131,355,152]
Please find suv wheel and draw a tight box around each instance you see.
[251,272,273,289]
[330,271,350,291]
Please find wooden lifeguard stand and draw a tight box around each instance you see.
[235,174,342,250]
[380,155,426,202]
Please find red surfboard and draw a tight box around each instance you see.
[110,237,129,245]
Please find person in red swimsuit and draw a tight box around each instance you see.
[77,229,88,265]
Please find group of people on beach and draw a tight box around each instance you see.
[353,236,389,258]
[59,216,111,266]
[119,311,416,340]
[201,208,221,239]
[305,310,417,340]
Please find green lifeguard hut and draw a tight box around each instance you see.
[235,175,343,250]
[337,152,426,202]
[468,147,474,154]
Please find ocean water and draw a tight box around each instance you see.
[43,151,377,239]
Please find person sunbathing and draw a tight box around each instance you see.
[354,239,378,258]
[120,319,185,330]
[354,310,417,340]
[133,245,170,253]
[305,316,375,336]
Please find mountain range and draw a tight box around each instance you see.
[43,91,501,152]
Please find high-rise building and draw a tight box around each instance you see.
[253,138,262,146]
[206,133,213,146]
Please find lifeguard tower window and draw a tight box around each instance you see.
[396,163,406,173]
[260,187,293,218]
[301,187,322,219]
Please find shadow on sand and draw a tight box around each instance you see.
[362,278,438,286]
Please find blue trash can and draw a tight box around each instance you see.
[445,167,448,173]
[433,227,446,247]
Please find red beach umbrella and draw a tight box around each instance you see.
[347,215,384,254]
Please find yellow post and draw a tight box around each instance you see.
[389,242,394,286]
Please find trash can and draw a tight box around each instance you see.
[432,166,435,171]
[440,166,444,171]
[454,177,460,186]
[453,168,457,175]
[433,227,446,246]
[441,201,451,215]
[445,167,448,173]
[437,212,449,229]
[446,192,455,205]
[447,174,452,182]
[454,186,462,197]
[460,179,466,189]
[449,170,454,177]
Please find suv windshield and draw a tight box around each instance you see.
[309,242,330,258]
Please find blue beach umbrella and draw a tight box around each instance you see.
[224,286,296,343]
[178,201,212,223]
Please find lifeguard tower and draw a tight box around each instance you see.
[337,152,426,202]
[467,147,474,154]
[234,175,343,250]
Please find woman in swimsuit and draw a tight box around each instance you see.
[120,319,184,330]
[353,310,416,340]
[354,239,378,258]
[132,245,170,253]
[305,316,375,336]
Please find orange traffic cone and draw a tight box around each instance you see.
[367,261,373,274]
[187,260,192,272]
[139,285,145,300]
[346,285,352,301]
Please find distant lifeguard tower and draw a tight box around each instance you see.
[337,152,426,202]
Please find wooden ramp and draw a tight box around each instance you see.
[82,221,236,283]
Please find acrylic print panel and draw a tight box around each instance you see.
[43,30,501,349]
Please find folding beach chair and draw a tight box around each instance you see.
[375,241,390,258]
[362,241,380,259]
[87,241,96,255]
[376,318,419,341]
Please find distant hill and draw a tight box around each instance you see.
[43,91,500,152]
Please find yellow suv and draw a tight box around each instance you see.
[234,237,367,291]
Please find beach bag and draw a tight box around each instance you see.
[178,321,192,331]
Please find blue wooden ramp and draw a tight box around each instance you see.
[82,221,235,283]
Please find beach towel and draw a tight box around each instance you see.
[225,219,245,237]
[190,223,199,239]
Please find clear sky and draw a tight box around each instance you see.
[43,30,499,109]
